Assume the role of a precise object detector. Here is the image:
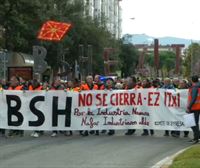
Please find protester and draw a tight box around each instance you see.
[0,79,8,136]
[66,81,74,91]
[29,79,44,138]
[80,75,98,136]
[64,80,75,136]
[104,78,116,136]
[171,78,181,137]
[0,74,194,141]
[171,78,190,138]
[141,78,154,136]
[124,76,137,136]
[50,76,65,137]
[7,76,25,137]
[94,74,104,90]
[172,78,180,88]
[187,75,200,144]
[161,78,175,137]
[93,74,105,135]
[73,78,81,92]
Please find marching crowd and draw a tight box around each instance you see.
[0,74,199,143]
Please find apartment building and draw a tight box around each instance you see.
[84,0,122,39]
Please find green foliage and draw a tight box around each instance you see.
[119,42,139,77]
[170,146,200,168]
[0,0,43,52]
[147,51,176,77]
[0,0,119,73]
[183,43,200,78]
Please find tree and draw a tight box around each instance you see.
[147,51,176,77]
[42,0,119,73]
[0,0,120,75]
[183,43,200,78]
[0,0,45,52]
[119,42,139,77]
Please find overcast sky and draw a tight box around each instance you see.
[121,0,200,40]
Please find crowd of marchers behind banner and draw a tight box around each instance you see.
[0,74,195,140]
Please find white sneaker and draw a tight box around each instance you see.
[30,132,35,137]
[51,132,57,137]
[33,132,39,138]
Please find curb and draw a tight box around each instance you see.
[151,147,190,168]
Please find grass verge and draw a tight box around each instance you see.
[170,145,200,168]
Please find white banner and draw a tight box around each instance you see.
[0,89,190,131]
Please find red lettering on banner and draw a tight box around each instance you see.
[116,93,119,105]
[177,93,180,107]
[96,94,101,106]
[164,92,180,107]
[120,93,123,105]
[95,93,108,106]
[164,92,167,106]
[154,92,160,106]
[110,94,115,106]
[148,92,153,106]
[78,93,93,107]
[148,92,160,106]
[78,93,85,106]
[172,95,177,106]
[110,93,143,106]
[130,93,136,105]
[103,93,107,106]
[137,93,142,105]
[124,93,129,105]
[168,93,172,106]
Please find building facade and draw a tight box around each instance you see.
[84,0,122,39]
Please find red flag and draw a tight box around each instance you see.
[37,21,72,41]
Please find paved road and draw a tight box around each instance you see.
[0,130,191,168]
